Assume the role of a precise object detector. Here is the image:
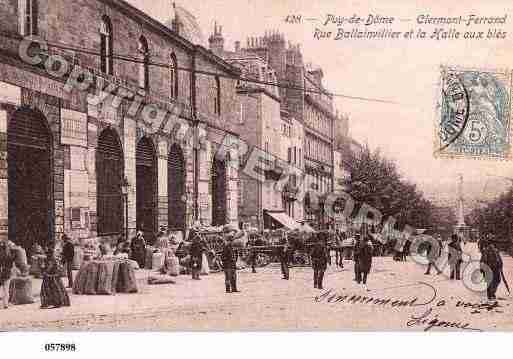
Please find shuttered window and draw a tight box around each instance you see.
[19,0,38,36]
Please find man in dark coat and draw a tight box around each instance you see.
[248,236,258,274]
[448,234,462,280]
[279,238,291,280]
[61,234,75,288]
[311,237,329,289]
[353,234,362,283]
[189,234,203,280]
[480,240,503,301]
[425,235,443,275]
[357,236,373,290]
[221,235,239,293]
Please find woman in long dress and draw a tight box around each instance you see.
[40,247,70,309]
[130,231,146,268]
[0,240,14,309]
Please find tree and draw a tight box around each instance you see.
[341,145,450,232]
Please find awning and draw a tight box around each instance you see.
[266,211,301,231]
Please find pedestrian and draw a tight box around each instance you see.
[221,235,239,293]
[425,235,443,275]
[200,238,211,275]
[448,234,462,280]
[480,239,503,301]
[0,239,15,309]
[402,238,411,261]
[130,231,146,268]
[189,233,203,280]
[279,238,291,280]
[337,231,346,268]
[40,245,70,309]
[248,235,258,273]
[311,235,329,289]
[61,234,75,288]
[357,236,373,291]
[353,234,362,283]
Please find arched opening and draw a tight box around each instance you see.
[168,143,186,231]
[211,156,227,226]
[170,52,178,99]
[136,136,156,241]
[100,15,113,75]
[137,35,149,90]
[96,128,123,235]
[8,107,52,253]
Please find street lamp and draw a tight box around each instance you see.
[121,176,130,242]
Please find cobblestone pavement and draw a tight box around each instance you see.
[1,244,512,331]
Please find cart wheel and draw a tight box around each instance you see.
[255,253,270,267]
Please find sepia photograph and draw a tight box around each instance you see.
[1,0,513,352]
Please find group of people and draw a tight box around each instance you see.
[423,232,506,302]
[0,235,72,310]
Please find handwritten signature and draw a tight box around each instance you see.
[407,308,482,332]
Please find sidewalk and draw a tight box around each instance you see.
[1,249,512,331]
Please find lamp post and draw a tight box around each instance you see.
[121,176,130,242]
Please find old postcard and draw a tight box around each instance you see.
[1,0,513,344]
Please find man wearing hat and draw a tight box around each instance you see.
[221,233,239,293]
[310,234,329,289]
[480,235,504,301]
[448,233,462,280]
[61,234,75,288]
[189,233,203,280]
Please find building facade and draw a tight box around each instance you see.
[209,26,287,230]
[0,0,241,252]
[209,29,341,229]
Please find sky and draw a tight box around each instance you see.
[124,0,513,203]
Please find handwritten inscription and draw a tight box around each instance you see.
[313,283,492,331]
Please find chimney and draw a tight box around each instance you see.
[234,41,240,52]
[208,21,225,55]
[171,2,182,34]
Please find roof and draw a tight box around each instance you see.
[107,0,240,75]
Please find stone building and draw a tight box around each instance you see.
[208,26,288,230]
[209,28,343,229]
[0,0,241,252]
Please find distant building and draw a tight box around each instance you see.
[209,28,344,230]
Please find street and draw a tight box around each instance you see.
[1,245,512,331]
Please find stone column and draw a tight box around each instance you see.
[226,156,239,227]
[0,107,8,241]
[183,139,194,228]
[157,138,168,229]
[123,117,137,238]
[0,81,22,241]
[198,140,212,225]
[87,122,98,235]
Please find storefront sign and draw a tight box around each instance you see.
[0,63,68,101]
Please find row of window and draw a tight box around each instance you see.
[305,137,331,164]
[282,122,292,137]
[287,146,302,167]
[305,104,332,139]
[17,1,222,115]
